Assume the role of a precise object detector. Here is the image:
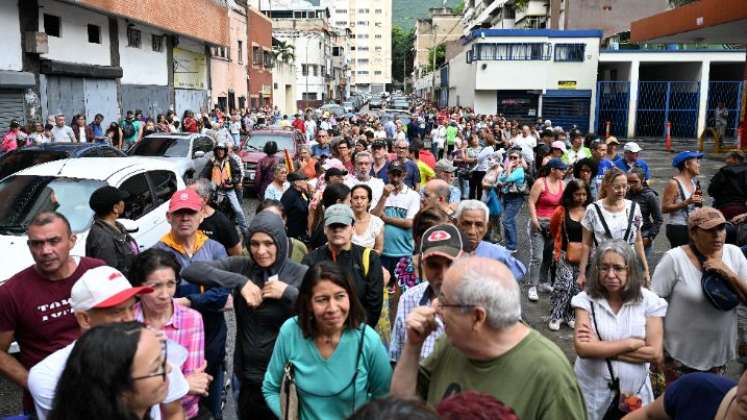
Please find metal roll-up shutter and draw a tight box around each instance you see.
[0,90,25,132]
[542,90,591,133]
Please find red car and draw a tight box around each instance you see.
[240,127,306,190]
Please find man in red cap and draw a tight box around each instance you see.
[154,188,229,419]
[28,265,191,420]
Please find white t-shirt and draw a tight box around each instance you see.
[28,339,190,420]
[51,125,75,143]
[512,135,537,163]
[352,215,384,249]
[344,176,385,209]
[581,200,643,247]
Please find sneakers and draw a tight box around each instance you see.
[566,320,576,329]
[528,287,539,302]
[538,283,554,293]
[548,319,561,331]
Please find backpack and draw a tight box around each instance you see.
[591,201,638,246]
[361,247,372,277]
[122,119,136,138]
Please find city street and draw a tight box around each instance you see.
[0,136,739,418]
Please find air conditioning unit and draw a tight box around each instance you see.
[24,31,48,54]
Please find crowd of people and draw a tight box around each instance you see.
[1,102,747,420]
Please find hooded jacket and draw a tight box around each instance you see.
[709,163,747,208]
[626,185,663,241]
[181,211,308,384]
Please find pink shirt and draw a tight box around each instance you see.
[1,130,18,152]
[135,301,205,419]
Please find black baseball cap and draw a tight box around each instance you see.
[372,140,387,149]
[287,171,308,182]
[388,160,406,174]
[420,224,465,260]
[325,167,348,178]
[89,186,129,215]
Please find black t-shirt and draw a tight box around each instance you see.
[200,210,240,252]
[664,373,735,420]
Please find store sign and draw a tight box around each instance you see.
[558,80,577,89]
[173,48,207,89]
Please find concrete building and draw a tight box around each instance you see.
[2,0,229,130]
[263,0,334,108]
[322,0,392,93]
[414,8,462,79]
[211,0,250,113]
[272,37,298,115]
[330,28,352,100]
[248,6,274,109]
[447,29,602,131]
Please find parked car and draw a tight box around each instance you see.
[127,133,215,181]
[239,128,306,191]
[317,103,346,118]
[369,98,383,109]
[0,143,126,180]
[0,157,184,283]
[343,101,355,113]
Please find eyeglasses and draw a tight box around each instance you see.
[436,292,475,310]
[133,339,168,382]
[599,264,627,274]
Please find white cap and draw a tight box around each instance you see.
[70,266,152,312]
[623,142,642,153]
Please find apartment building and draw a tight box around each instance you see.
[211,0,250,113]
[414,8,462,79]
[321,0,392,94]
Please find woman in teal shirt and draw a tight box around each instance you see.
[262,261,392,419]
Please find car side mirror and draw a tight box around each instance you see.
[117,218,139,234]
[194,151,205,159]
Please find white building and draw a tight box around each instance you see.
[272,39,298,114]
[447,29,601,131]
[0,1,35,131]
[321,0,392,93]
[264,0,334,105]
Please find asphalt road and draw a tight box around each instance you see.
[0,137,738,418]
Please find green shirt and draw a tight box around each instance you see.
[418,329,587,420]
[120,119,141,144]
[445,126,458,146]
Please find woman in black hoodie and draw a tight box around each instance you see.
[626,167,663,267]
[182,210,307,420]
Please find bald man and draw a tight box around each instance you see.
[421,179,455,217]
[390,256,587,420]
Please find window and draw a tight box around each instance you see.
[357,70,369,75]
[253,46,262,66]
[238,41,243,64]
[336,9,347,13]
[336,21,347,26]
[302,92,317,100]
[264,51,274,68]
[351,46,356,51]
[147,170,178,208]
[374,34,382,39]
[358,47,369,51]
[127,27,142,48]
[554,43,585,62]
[375,9,382,13]
[120,174,153,220]
[375,22,382,27]
[87,24,100,44]
[357,21,368,26]
[473,43,550,61]
[358,8,369,13]
[333,47,340,56]
[357,58,369,63]
[312,65,318,76]
[375,46,382,52]
[43,14,61,37]
[321,65,326,76]
[374,71,382,75]
[152,35,163,52]
[302,64,308,76]
[192,137,214,156]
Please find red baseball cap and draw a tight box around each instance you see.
[169,188,203,213]
[70,266,152,312]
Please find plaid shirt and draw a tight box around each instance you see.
[135,301,205,419]
[389,282,444,362]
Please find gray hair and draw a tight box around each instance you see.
[395,139,409,148]
[297,144,310,154]
[354,150,372,163]
[455,200,489,224]
[586,239,644,303]
[454,262,521,329]
[188,178,215,201]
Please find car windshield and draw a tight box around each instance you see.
[0,151,68,180]
[0,175,106,234]
[244,134,295,153]
[128,137,189,158]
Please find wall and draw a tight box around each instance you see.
[474,91,498,114]
[565,0,668,39]
[0,1,23,71]
[118,18,168,85]
[122,85,170,118]
[77,0,229,46]
[248,7,272,104]
[273,60,297,114]
[39,0,112,66]
[211,5,249,111]
[174,37,208,90]
[447,49,475,108]
[598,62,631,81]
[639,62,702,81]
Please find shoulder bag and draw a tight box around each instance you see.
[690,245,741,311]
[591,201,637,247]
[280,327,367,420]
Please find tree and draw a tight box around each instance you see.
[426,44,446,72]
[391,25,416,91]
[272,40,295,63]
[451,0,464,14]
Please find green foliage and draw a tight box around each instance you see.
[513,0,529,11]
[391,25,416,89]
[451,0,464,14]
[272,40,295,63]
[392,0,445,29]
[426,44,446,72]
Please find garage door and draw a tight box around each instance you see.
[542,90,591,133]
[0,90,25,132]
[496,91,539,123]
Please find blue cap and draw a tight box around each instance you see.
[547,158,568,170]
[672,151,703,168]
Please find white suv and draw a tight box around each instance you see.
[0,157,185,283]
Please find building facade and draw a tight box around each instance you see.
[322,0,392,93]
[211,0,250,113]
[248,7,274,109]
[272,36,298,115]
[1,0,229,131]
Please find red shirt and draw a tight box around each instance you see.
[419,150,437,169]
[0,257,104,370]
[292,119,305,133]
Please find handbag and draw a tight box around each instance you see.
[486,188,503,217]
[590,303,627,420]
[280,327,367,420]
[564,211,584,264]
[690,245,741,311]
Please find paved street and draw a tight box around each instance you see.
[0,137,738,418]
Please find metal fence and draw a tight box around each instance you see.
[595,81,630,138]
[636,81,700,138]
[707,81,744,139]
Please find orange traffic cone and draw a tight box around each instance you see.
[665,121,672,153]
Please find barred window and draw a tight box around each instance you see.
[554,44,585,62]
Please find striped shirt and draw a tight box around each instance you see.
[389,282,444,362]
[136,301,205,419]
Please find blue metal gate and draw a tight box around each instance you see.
[542,90,591,133]
[636,81,700,138]
[707,81,745,139]
[595,81,629,138]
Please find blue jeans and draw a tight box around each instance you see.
[224,189,249,233]
[502,195,525,251]
[203,358,226,419]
